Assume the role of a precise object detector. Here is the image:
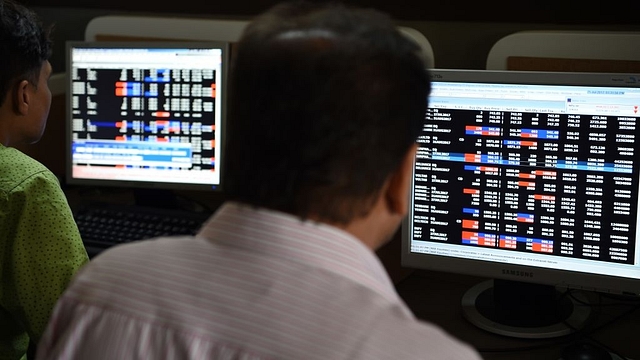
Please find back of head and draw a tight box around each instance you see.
[224,1,431,224]
[0,0,52,106]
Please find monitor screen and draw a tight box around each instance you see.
[65,41,229,191]
[401,69,640,338]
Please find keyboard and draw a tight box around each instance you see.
[73,203,211,257]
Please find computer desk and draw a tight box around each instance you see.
[395,269,640,360]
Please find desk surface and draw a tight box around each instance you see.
[395,270,640,360]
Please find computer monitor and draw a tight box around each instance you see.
[65,41,229,201]
[401,69,640,338]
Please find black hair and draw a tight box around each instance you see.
[224,1,431,224]
[0,0,52,106]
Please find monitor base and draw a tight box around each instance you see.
[462,279,591,339]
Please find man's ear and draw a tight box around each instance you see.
[13,79,30,116]
[385,143,419,216]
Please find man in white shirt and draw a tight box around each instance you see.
[37,2,483,359]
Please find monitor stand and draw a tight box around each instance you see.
[461,279,591,339]
[132,188,180,209]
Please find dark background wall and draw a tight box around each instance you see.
[22,0,640,24]
[25,1,640,76]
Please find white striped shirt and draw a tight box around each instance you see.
[36,202,482,360]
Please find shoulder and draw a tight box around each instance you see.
[76,236,198,279]
[0,146,48,173]
[354,306,482,359]
[0,147,54,193]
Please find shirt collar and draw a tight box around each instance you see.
[198,201,398,299]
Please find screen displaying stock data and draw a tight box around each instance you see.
[65,41,229,190]
[403,70,640,292]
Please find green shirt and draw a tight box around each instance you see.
[0,145,89,360]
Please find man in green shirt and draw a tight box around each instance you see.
[0,1,90,359]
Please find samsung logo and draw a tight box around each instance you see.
[501,269,534,278]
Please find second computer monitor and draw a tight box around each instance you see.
[402,69,640,338]
[66,41,229,191]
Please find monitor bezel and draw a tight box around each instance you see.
[64,40,230,192]
[401,68,640,297]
